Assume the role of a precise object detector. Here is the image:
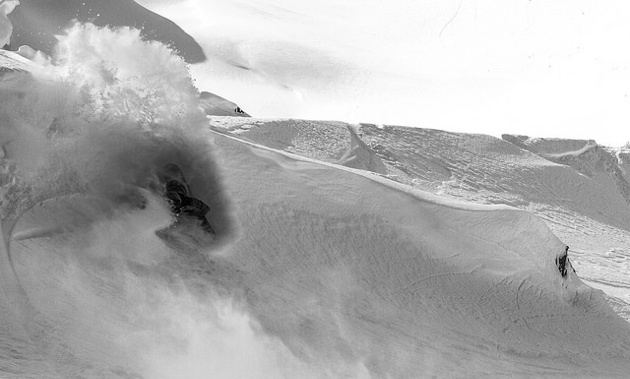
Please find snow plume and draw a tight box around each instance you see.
[48,23,198,124]
[0,22,208,217]
[0,23,361,378]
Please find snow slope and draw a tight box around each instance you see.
[1,26,630,378]
[210,118,630,322]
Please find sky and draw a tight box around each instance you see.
[137,0,630,147]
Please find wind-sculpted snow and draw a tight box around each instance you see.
[2,24,630,379]
[502,134,630,205]
[209,118,386,175]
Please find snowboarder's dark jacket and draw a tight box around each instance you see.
[164,180,210,217]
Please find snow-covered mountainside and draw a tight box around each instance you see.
[7,0,205,63]
[1,22,630,379]
[210,117,630,321]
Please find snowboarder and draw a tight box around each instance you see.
[161,164,214,234]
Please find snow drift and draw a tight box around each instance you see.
[1,23,630,379]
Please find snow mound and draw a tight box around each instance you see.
[200,91,250,117]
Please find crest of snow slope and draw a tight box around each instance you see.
[2,26,630,378]
[199,91,251,117]
[210,118,630,321]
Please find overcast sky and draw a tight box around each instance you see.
[138,0,630,146]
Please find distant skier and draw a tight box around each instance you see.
[556,245,575,278]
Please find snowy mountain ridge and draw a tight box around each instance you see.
[210,117,630,221]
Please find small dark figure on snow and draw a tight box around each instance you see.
[556,245,574,278]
